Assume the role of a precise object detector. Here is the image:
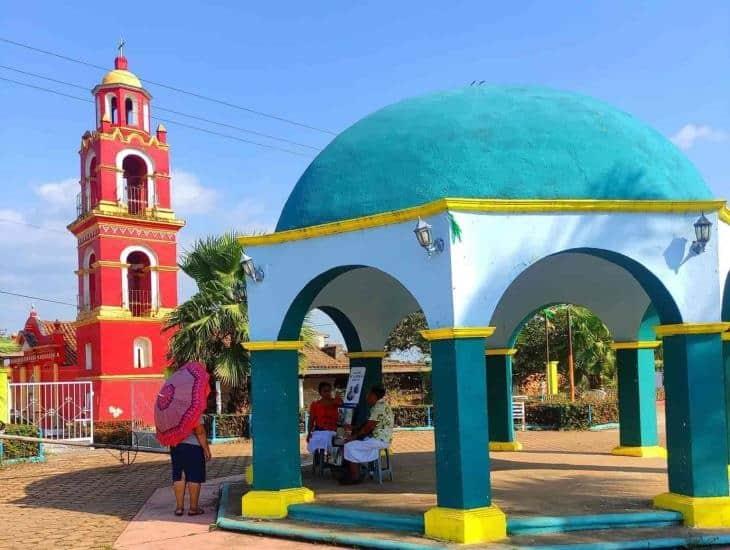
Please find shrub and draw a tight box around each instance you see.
[525,399,618,430]
[94,420,132,445]
[204,414,250,439]
[2,423,42,460]
[392,405,431,427]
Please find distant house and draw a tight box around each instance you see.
[300,343,430,409]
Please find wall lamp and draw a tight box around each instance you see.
[690,213,712,254]
[241,253,265,282]
[414,217,444,256]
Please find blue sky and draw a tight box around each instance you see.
[0,1,728,342]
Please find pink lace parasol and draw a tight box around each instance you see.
[155,361,210,446]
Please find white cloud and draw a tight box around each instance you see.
[34,178,78,208]
[171,170,217,215]
[671,124,728,151]
[226,198,277,234]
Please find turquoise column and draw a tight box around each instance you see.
[349,352,384,428]
[724,334,730,466]
[654,325,730,528]
[241,341,313,518]
[421,328,506,544]
[486,349,522,451]
[611,342,664,457]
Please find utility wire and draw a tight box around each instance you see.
[0,217,69,235]
[0,290,76,308]
[0,64,322,151]
[0,36,337,135]
[0,76,313,157]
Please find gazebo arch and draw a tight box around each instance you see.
[237,85,730,544]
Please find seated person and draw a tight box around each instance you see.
[340,384,394,485]
[306,382,342,454]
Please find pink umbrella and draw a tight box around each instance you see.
[155,361,210,446]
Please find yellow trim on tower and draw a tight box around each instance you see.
[74,307,174,327]
[238,198,727,247]
[610,341,662,350]
[420,327,496,341]
[485,348,517,356]
[654,323,730,337]
[348,351,387,359]
[722,332,730,342]
[242,341,305,351]
[82,374,166,381]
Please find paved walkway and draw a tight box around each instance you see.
[0,407,669,549]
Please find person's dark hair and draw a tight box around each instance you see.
[369,384,386,400]
[318,381,332,393]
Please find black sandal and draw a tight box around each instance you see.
[188,508,205,516]
[174,508,184,516]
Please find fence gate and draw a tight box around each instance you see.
[8,381,94,442]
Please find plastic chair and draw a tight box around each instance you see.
[367,448,393,484]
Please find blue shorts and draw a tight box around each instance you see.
[171,443,206,483]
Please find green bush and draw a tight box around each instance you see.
[204,414,250,439]
[93,420,132,445]
[589,400,619,425]
[2,423,41,460]
[525,399,618,430]
[393,406,432,427]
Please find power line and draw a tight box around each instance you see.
[0,290,76,308]
[0,64,323,151]
[0,36,337,135]
[0,217,68,235]
[0,76,313,157]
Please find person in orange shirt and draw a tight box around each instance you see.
[306,382,342,454]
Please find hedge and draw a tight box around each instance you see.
[204,414,250,439]
[525,400,618,430]
[2,423,42,460]
[393,406,431,428]
[93,420,132,446]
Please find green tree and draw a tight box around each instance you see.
[513,305,615,391]
[166,233,320,404]
[385,311,430,353]
[165,233,250,388]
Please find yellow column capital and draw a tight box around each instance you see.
[610,341,662,350]
[420,327,495,341]
[242,341,304,351]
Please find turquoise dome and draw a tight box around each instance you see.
[277,86,711,231]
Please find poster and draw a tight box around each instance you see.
[344,366,366,406]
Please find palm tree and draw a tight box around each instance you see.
[165,233,250,387]
[166,233,320,399]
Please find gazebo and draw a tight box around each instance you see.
[238,85,730,544]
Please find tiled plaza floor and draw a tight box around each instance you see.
[0,406,669,549]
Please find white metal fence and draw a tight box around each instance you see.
[8,381,94,442]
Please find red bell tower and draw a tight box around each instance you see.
[68,50,184,422]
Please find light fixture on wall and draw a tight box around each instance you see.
[241,253,265,282]
[414,217,444,256]
[691,213,712,254]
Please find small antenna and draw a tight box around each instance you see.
[117,37,126,57]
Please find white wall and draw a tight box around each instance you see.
[244,209,723,344]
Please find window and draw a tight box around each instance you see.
[110,96,119,124]
[85,343,92,370]
[133,337,152,368]
[125,97,137,126]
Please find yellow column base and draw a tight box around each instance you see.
[244,464,253,484]
[489,441,523,452]
[242,487,314,519]
[654,492,730,528]
[424,505,506,543]
[611,445,667,458]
